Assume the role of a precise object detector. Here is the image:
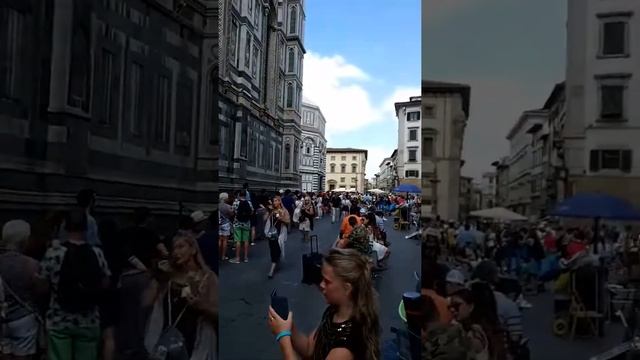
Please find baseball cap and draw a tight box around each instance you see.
[359,208,367,214]
[445,269,465,286]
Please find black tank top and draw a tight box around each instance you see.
[315,307,365,359]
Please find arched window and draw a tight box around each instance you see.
[289,6,297,34]
[341,164,346,173]
[286,82,293,108]
[287,48,295,73]
[352,164,357,173]
[330,163,336,172]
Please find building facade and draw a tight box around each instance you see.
[395,96,422,188]
[563,0,640,205]
[300,100,326,192]
[218,0,305,192]
[422,81,470,221]
[459,176,473,219]
[325,148,368,193]
[543,82,568,212]
[377,155,395,191]
[479,172,497,209]
[491,156,510,208]
[0,0,216,226]
[505,109,548,219]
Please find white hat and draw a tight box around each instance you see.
[445,269,466,286]
[219,192,229,201]
[190,210,207,223]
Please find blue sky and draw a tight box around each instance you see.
[423,0,566,179]
[302,0,421,179]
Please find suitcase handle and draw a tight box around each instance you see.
[310,234,319,253]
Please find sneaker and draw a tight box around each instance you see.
[229,258,240,264]
[250,242,256,246]
[244,258,249,263]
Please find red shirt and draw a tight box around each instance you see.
[566,240,586,259]
[543,234,557,252]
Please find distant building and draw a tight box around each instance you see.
[479,172,496,209]
[325,148,368,192]
[505,109,548,219]
[395,96,422,188]
[542,82,567,213]
[459,176,474,219]
[422,80,470,221]
[491,156,510,208]
[0,0,216,227]
[300,100,327,192]
[377,153,396,191]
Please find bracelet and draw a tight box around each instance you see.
[276,330,292,342]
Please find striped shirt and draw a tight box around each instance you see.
[493,291,523,340]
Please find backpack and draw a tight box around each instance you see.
[235,200,252,223]
[150,282,190,360]
[57,243,104,313]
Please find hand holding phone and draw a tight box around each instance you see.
[271,289,289,320]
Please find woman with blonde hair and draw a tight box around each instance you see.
[268,248,380,359]
[265,194,291,279]
[144,233,218,360]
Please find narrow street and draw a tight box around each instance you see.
[219,213,421,359]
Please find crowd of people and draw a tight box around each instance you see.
[218,184,421,279]
[419,215,640,360]
[0,189,219,360]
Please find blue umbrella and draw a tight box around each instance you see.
[392,184,421,194]
[550,192,640,220]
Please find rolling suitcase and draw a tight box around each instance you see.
[302,235,323,285]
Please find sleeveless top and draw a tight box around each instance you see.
[315,307,365,360]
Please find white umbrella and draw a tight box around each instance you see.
[369,189,385,194]
[470,207,528,221]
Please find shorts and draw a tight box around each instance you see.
[233,224,251,243]
[219,222,231,237]
[1,313,39,356]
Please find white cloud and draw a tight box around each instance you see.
[302,51,420,181]
[302,51,378,139]
[303,51,419,140]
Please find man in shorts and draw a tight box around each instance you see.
[231,191,253,263]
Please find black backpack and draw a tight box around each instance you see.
[57,243,104,313]
[235,200,252,223]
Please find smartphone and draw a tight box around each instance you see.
[271,289,289,320]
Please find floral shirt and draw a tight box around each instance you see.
[348,224,371,256]
[38,241,111,330]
